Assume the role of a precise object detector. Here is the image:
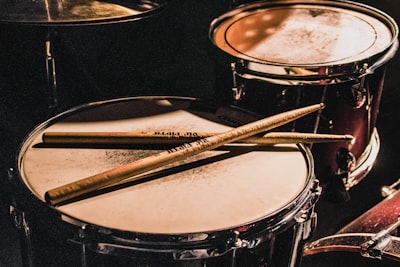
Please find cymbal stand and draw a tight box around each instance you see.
[45,28,59,112]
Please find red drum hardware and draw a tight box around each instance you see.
[302,181,400,267]
[209,0,399,199]
[10,96,320,266]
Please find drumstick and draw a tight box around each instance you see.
[44,103,324,206]
[42,131,354,145]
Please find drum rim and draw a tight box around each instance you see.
[303,233,400,261]
[209,0,399,81]
[16,95,318,250]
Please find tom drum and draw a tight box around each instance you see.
[209,0,399,195]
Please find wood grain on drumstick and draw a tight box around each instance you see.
[42,131,354,145]
[44,103,324,206]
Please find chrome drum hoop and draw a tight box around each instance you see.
[62,135,320,260]
[14,96,321,266]
[209,0,399,84]
[303,233,400,262]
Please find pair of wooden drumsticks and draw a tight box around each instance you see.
[44,103,354,206]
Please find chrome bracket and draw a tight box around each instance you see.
[350,79,367,108]
[361,216,400,259]
[381,178,400,197]
[336,148,356,187]
[231,62,246,102]
[9,205,29,235]
[9,205,34,267]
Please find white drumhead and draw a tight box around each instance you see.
[19,98,310,234]
[212,2,394,65]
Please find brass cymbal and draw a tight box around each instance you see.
[0,0,166,26]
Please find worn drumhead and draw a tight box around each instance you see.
[211,1,396,66]
[19,97,310,234]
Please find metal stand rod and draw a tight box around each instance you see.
[45,29,58,111]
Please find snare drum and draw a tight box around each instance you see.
[209,0,399,192]
[11,96,320,267]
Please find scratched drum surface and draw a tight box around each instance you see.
[18,97,309,234]
[212,2,393,66]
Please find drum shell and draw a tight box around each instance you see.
[10,200,313,267]
[337,189,400,235]
[11,96,320,267]
[9,205,315,267]
[231,66,387,186]
[209,0,399,188]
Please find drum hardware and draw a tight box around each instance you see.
[229,57,390,86]
[7,168,24,233]
[303,179,400,267]
[45,29,59,110]
[60,224,94,267]
[302,233,400,265]
[303,182,400,266]
[77,226,89,267]
[230,61,318,131]
[336,148,356,177]
[9,205,34,267]
[7,167,34,267]
[349,75,367,109]
[345,128,380,189]
[231,62,245,102]
[381,178,400,198]
[289,181,321,267]
[290,214,317,267]
[74,223,239,260]
[361,216,400,259]
[334,147,356,200]
[303,217,400,262]
[324,137,378,203]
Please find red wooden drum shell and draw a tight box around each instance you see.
[302,189,400,266]
[209,0,399,191]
